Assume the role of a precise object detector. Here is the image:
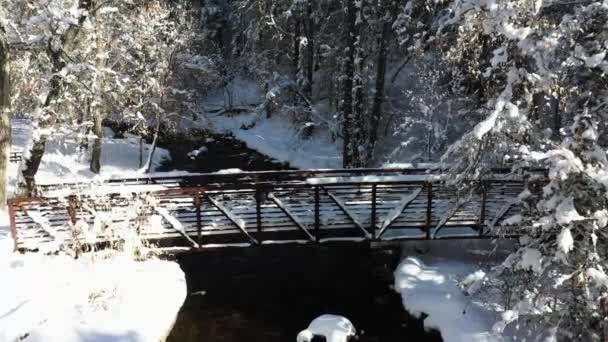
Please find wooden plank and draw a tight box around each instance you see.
[207,195,258,244]
[268,192,315,241]
[377,187,423,238]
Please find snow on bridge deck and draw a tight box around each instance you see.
[7,168,543,252]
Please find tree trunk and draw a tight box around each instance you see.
[350,1,365,167]
[90,122,102,173]
[139,137,144,168]
[304,0,314,97]
[90,7,106,174]
[22,47,62,194]
[293,19,301,78]
[143,116,161,173]
[0,26,10,206]
[367,20,390,166]
[21,0,93,193]
[341,0,356,168]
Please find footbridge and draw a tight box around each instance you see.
[7,168,543,253]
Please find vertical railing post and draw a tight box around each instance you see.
[425,182,433,239]
[66,195,78,225]
[370,184,377,240]
[7,200,18,252]
[478,181,488,237]
[255,186,263,240]
[194,193,202,248]
[314,185,320,242]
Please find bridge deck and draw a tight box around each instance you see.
[8,169,539,252]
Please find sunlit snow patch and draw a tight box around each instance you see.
[297,314,356,342]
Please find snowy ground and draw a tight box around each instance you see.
[2,119,186,342]
[0,209,187,342]
[395,240,516,342]
[208,112,341,169]
[199,77,342,169]
[10,118,171,192]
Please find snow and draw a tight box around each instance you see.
[554,197,584,225]
[381,162,440,169]
[556,227,573,255]
[586,267,608,288]
[395,256,497,342]
[215,168,244,174]
[460,270,486,295]
[490,47,508,67]
[208,112,341,169]
[394,240,516,342]
[35,134,171,184]
[518,248,543,273]
[306,174,442,185]
[501,214,521,226]
[0,209,187,342]
[474,101,503,139]
[594,209,608,227]
[10,118,171,191]
[297,314,356,342]
[203,76,262,109]
[501,23,531,41]
[1,118,187,342]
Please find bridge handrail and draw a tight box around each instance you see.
[33,167,547,194]
[8,167,540,252]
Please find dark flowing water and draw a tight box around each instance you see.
[153,131,442,341]
[157,131,291,173]
[168,244,441,342]
[165,244,442,342]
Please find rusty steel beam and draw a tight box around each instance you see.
[207,195,258,245]
[268,192,315,241]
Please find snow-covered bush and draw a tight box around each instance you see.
[432,0,608,338]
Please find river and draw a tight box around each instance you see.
[155,132,443,342]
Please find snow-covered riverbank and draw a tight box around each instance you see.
[0,209,187,342]
[395,240,516,342]
[1,120,187,342]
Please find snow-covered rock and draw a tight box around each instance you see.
[0,252,186,342]
[297,314,356,342]
[394,240,511,342]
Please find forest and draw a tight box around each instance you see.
[1,0,608,341]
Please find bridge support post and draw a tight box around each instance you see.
[425,182,433,239]
[7,199,18,252]
[314,185,320,243]
[194,193,202,248]
[370,184,377,240]
[478,182,487,237]
[256,187,263,240]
